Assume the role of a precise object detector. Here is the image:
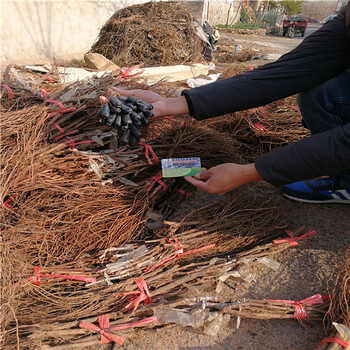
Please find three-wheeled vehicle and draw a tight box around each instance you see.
[282,16,308,38]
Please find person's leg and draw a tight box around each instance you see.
[297,69,350,134]
[281,69,350,204]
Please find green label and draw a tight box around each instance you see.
[161,157,201,178]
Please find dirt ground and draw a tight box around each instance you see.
[105,24,350,350]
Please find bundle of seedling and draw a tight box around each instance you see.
[2,236,302,348]
[0,64,325,349]
[98,95,153,146]
[0,73,263,348]
[202,95,310,162]
[329,247,350,327]
[319,247,350,349]
[2,223,326,349]
[1,65,66,112]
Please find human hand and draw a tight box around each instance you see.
[184,163,262,195]
[108,87,189,117]
[99,90,160,107]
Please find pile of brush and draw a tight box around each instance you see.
[219,62,253,79]
[91,2,206,67]
[3,225,325,348]
[0,63,325,349]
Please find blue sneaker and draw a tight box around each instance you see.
[281,177,350,204]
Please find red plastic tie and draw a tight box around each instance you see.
[160,115,177,122]
[79,315,157,345]
[41,86,47,98]
[40,100,76,124]
[0,84,15,99]
[174,189,192,199]
[115,65,144,81]
[138,143,159,165]
[46,99,76,113]
[46,99,68,112]
[79,314,125,344]
[62,138,95,150]
[146,173,167,191]
[288,106,300,112]
[151,115,177,124]
[317,337,350,349]
[42,111,60,124]
[267,294,327,321]
[272,100,283,106]
[144,237,215,272]
[53,123,79,141]
[26,266,96,286]
[165,237,184,258]
[253,123,266,132]
[0,195,16,209]
[249,66,254,70]
[44,76,53,83]
[273,229,316,246]
[119,277,153,313]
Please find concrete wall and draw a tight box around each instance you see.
[0,0,149,66]
[204,1,241,26]
[0,0,241,66]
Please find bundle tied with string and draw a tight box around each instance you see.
[1,65,65,112]
[1,95,275,347]
[159,185,291,259]
[202,95,310,162]
[132,120,243,215]
[0,104,150,283]
[0,104,147,348]
[318,247,350,349]
[1,67,307,348]
[329,247,350,327]
[2,226,322,348]
[0,101,244,271]
[1,189,293,348]
[234,98,310,146]
[91,2,206,67]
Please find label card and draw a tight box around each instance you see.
[161,157,201,178]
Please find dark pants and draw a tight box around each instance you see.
[297,69,350,182]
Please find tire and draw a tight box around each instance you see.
[283,30,287,36]
[287,27,294,38]
[301,30,305,37]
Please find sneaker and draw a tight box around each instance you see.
[280,177,350,204]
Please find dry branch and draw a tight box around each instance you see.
[91,2,206,67]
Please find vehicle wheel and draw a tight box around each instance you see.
[283,30,287,36]
[301,30,305,37]
[287,27,294,38]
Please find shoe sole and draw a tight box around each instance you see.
[282,193,350,204]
